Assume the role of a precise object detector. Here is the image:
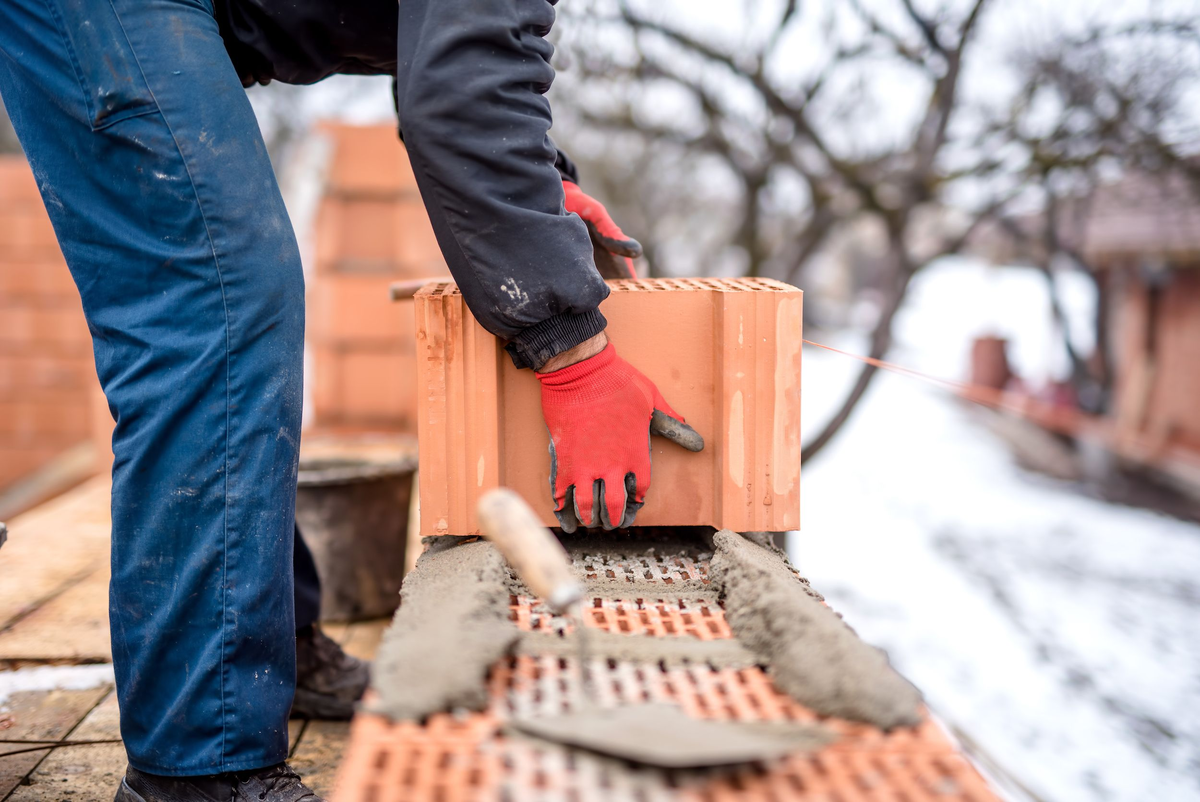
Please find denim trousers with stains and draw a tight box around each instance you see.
[0,0,320,776]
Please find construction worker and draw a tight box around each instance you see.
[0,1,701,801]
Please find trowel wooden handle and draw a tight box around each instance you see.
[477,488,582,613]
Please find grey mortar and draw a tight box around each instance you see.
[366,537,519,721]
[710,529,922,730]
[507,529,721,602]
[516,629,758,668]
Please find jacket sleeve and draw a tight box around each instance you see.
[394,0,609,369]
[215,0,609,370]
[213,0,399,86]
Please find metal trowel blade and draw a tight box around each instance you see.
[509,704,831,769]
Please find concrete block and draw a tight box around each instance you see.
[317,196,402,270]
[413,277,802,535]
[0,354,92,397]
[315,196,446,275]
[0,306,91,353]
[0,399,91,441]
[312,345,417,431]
[0,207,60,258]
[312,273,416,345]
[0,158,41,207]
[319,122,419,196]
[0,257,78,298]
[0,442,77,489]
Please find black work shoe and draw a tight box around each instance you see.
[291,624,370,720]
[115,763,321,802]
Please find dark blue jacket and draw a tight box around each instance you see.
[214,0,608,369]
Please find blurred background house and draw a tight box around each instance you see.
[2,1,1199,799]
[1078,171,1200,472]
[966,166,1200,502]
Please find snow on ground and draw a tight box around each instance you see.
[0,664,114,709]
[790,259,1200,802]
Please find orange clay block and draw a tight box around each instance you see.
[413,277,803,535]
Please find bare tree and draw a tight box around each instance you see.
[973,18,1200,412]
[550,0,1199,463]
[553,0,994,463]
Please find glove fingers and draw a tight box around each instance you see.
[555,485,581,534]
[573,482,597,530]
[590,238,638,280]
[650,409,705,453]
[598,475,629,531]
[622,472,645,528]
[549,437,580,533]
[564,181,643,258]
[586,221,644,259]
[565,477,636,531]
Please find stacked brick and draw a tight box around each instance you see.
[0,158,96,491]
[413,278,803,534]
[309,123,448,434]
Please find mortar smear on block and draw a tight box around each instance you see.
[710,529,923,730]
[367,537,518,721]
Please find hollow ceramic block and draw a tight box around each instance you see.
[413,277,802,535]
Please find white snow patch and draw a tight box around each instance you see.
[0,664,115,709]
[791,258,1200,802]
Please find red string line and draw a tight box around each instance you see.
[801,339,975,395]
[800,338,1082,425]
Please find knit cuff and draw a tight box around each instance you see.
[505,308,608,370]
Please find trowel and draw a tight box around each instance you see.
[476,487,591,684]
[476,489,830,769]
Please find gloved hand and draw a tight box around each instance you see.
[538,342,704,532]
[562,180,642,280]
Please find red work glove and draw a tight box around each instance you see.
[562,180,642,279]
[538,343,704,532]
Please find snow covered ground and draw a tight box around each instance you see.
[790,259,1200,801]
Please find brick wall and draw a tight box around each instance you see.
[1150,271,1200,451]
[0,158,97,490]
[308,123,448,433]
[1,125,448,494]
[1113,267,1200,454]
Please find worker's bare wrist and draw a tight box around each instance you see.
[539,332,608,373]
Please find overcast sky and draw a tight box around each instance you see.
[273,0,1199,148]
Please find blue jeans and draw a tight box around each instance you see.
[0,0,306,775]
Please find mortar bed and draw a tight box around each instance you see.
[342,592,996,800]
[513,596,734,641]
[342,535,998,800]
[339,655,995,802]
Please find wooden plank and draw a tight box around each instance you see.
[321,622,351,646]
[289,720,350,798]
[6,742,126,802]
[0,686,111,798]
[289,719,305,754]
[0,442,98,523]
[0,688,125,802]
[0,743,53,799]
[0,479,111,633]
[0,687,110,742]
[69,689,119,741]
[337,619,389,662]
[0,567,111,662]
